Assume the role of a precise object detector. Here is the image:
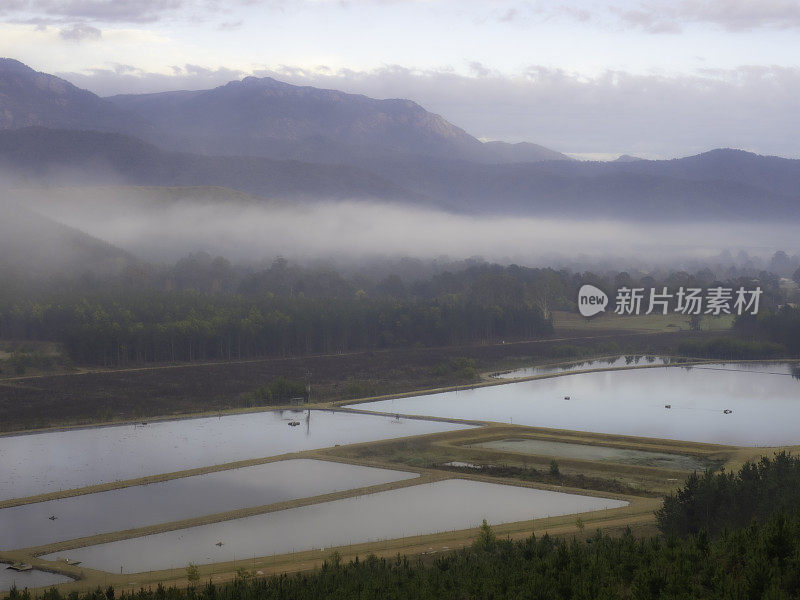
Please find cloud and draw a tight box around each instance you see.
[2,0,185,23]
[59,21,102,40]
[60,63,246,94]
[217,20,242,30]
[493,0,800,32]
[21,192,800,267]
[613,0,800,32]
[468,61,491,77]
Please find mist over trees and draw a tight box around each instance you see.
[0,252,796,367]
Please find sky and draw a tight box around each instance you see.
[2,0,800,159]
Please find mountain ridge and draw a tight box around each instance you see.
[0,58,151,136]
[2,126,798,221]
[1,59,798,222]
[0,59,570,164]
[106,74,572,163]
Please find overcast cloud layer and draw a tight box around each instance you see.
[6,0,800,30]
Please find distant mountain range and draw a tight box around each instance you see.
[0,58,151,136]
[1,57,799,222]
[0,59,569,164]
[361,149,800,219]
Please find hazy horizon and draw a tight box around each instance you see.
[4,188,798,274]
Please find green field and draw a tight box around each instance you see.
[553,310,734,332]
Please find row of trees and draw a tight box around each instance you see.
[1,254,794,367]
[735,306,800,354]
[657,451,800,537]
[0,293,552,366]
[675,337,788,360]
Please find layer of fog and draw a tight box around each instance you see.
[17,189,800,271]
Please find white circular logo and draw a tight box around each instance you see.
[577,284,608,317]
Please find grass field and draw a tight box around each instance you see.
[553,310,734,332]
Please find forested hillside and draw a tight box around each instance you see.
[2,255,795,367]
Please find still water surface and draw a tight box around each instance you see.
[0,460,417,550]
[495,355,671,379]
[351,363,800,445]
[0,411,469,501]
[42,479,627,573]
[0,567,72,592]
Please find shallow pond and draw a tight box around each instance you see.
[471,439,713,471]
[0,460,417,550]
[0,566,72,592]
[0,411,469,501]
[351,362,800,446]
[42,479,627,573]
[495,355,671,379]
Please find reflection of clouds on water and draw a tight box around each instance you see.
[496,354,670,379]
[42,480,628,573]
[354,362,800,446]
[0,460,417,550]
[0,567,73,592]
[0,411,469,501]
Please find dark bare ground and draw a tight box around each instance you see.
[0,329,704,432]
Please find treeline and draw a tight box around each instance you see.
[0,293,552,366]
[735,306,800,354]
[657,451,800,538]
[675,336,787,360]
[0,254,793,367]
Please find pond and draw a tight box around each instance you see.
[0,460,417,550]
[0,411,470,501]
[350,362,800,446]
[495,355,672,379]
[41,479,627,573]
[0,566,72,592]
[470,439,715,471]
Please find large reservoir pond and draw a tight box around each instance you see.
[42,479,627,573]
[0,567,72,592]
[351,362,800,446]
[496,355,671,379]
[0,411,470,501]
[0,460,417,550]
[471,439,714,471]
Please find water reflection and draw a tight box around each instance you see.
[495,355,671,379]
[0,566,72,592]
[42,479,628,573]
[0,411,470,501]
[0,460,417,550]
[353,362,800,446]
